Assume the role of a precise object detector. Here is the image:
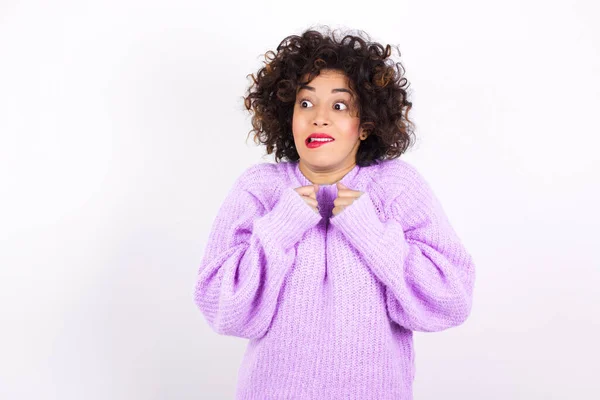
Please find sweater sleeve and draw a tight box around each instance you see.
[193,182,322,339]
[328,178,476,333]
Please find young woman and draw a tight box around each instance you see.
[194,26,476,400]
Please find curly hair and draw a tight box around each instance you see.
[243,25,416,167]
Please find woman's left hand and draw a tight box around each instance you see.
[332,181,364,217]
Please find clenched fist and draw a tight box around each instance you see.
[332,182,364,217]
[294,183,320,214]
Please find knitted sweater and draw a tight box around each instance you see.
[193,159,476,399]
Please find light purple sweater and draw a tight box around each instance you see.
[194,159,476,399]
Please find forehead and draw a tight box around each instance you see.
[297,70,352,94]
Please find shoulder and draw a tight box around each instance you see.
[362,158,441,219]
[235,161,289,188]
[231,161,290,205]
[236,162,278,184]
[368,158,431,194]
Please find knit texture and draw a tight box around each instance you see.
[194,159,476,399]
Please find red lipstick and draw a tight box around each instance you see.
[306,133,335,148]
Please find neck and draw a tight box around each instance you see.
[298,160,356,185]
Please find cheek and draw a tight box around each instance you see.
[292,110,309,131]
[339,118,361,137]
[291,112,304,139]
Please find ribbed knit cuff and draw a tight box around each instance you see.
[329,192,409,273]
[253,186,322,251]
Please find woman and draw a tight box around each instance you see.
[194,26,476,400]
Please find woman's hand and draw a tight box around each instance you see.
[332,182,364,217]
[294,184,320,214]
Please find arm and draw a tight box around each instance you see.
[329,177,476,332]
[193,181,322,339]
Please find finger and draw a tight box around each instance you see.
[333,197,355,207]
[336,189,363,199]
[308,184,319,200]
[332,205,345,216]
[295,184,319,196]
[303,197,318,208]
[336,182,362,198]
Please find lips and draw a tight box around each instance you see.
[306,133,335,144]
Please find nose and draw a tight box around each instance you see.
[312,107,330,126]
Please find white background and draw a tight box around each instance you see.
[1,0,599,399]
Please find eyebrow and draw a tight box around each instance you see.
[298,84,352,95]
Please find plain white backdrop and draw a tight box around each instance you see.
[1,0,598,399]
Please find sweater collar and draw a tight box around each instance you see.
[293,161,361,188]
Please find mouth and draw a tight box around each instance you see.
[306,137,335,148]
[305,135,335,145]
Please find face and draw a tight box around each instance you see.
[292,69,365,176]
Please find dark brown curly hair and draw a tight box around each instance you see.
[243,25,416,167]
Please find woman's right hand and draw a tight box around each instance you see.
[294,184,320,214]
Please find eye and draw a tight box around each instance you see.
[298,98,350,111]
[334,101,348,111]
[299,99,313,108]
